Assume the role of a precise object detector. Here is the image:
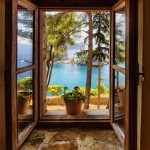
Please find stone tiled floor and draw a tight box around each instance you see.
[20,128,124,150]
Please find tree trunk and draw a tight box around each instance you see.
[46,45,52,82]
[97,61,101,109]
[40,11,47,113]
[83,12,93,109]
[47,53,55,88]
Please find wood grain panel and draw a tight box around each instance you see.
[0,0,6,149]
[125,0,138,149]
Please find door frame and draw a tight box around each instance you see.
[5,0,38,149]
[110,0,126,145]
[38,1,138,149]
[38,8,112,122]
[5,0,138,149]
[125,0,138,149]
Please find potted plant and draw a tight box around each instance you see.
[17,76,32,114]
[117,84,125,109]
[61,86,86,115]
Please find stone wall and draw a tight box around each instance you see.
[46,95,109,105]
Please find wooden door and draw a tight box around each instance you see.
[110,0,126,145]
[5,0,38,149]
[110,0,138,149]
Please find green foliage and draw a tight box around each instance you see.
[96,82,108,94]
[90,89,98,96]
[115,13,125,64]
[17,76,32,92]
[46,12,82,55]
[17,91,31,99]
[48,85,63,96]
[75,12,110,64]
[46,12,82,86]
[61,86,86,102]
[18,10,33,41]
[17,92,25,99]
[79,87,98,96]
[63,86,68,94]
[78,87,86,95]
[17,76,32,98]
[92,12,110,62]
[75,50,88,64]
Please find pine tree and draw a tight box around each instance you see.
[92,12,110,109]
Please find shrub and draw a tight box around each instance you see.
[17,76,32,98]
[90,89,98,96]
[48,85,63,96]
[96,82,108,94]
[79,87,98,96]
[17,76,32,92]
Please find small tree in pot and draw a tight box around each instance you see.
[17,76,32,114]
[61,86,86,115]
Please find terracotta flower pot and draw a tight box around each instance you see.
[64,100,82,115]
[118,91,125,109]
[18,94,32,114]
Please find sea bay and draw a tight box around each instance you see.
[50,63,109,90]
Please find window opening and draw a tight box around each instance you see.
[40,11,111,119]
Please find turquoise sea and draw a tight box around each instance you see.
[17,43,126,96]
[50,63,109,90]
[17,44,110,93]
[17,44,127,96]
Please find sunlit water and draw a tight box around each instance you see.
[50,63,109,90]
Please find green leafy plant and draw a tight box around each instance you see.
[61,86,86,102]
[17,76,32,91]
[17,76,32,98]
[78,87,98,96]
